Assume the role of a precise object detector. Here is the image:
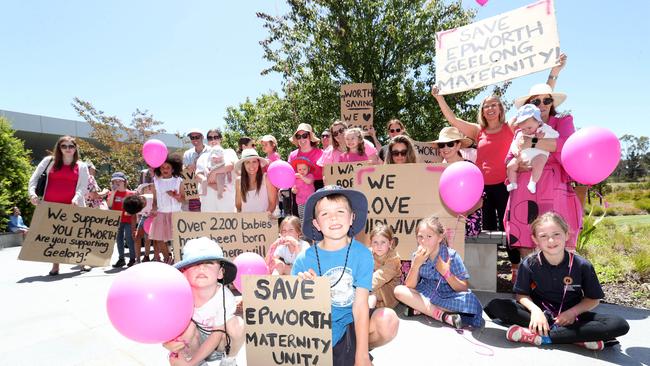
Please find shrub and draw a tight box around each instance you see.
[0,118,33,229]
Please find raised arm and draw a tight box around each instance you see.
[431,86,480,141]
[546,53,567,90]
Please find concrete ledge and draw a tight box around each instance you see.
[465,231,504,292]
[0,232,23,249]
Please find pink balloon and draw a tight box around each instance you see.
[233,252,269,292]
[439,161,484,214]
[267,160,296,189]
[476,0,488,5]
[106,262,193,343]
[143,216,153,235]
[561,127,621,185]
[142,139,168,168]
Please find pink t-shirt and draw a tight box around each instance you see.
[476,124,514,185]
[289,148,324,180]
[294,173,315,205]
[44,164,79,204]
[317,140,377,166]
[263,151,282,173]
[339,151,369,162]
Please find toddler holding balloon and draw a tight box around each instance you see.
[164,237,245,365]
[394,215,483,329]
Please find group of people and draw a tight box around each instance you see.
[22,53,631,365]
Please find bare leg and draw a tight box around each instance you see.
[134,227,144,262]
[506,158,520,191]
[529,154,548,184]
[394,285,459,327]
[368,307,399,348]
[223,316,246,357]
[161,240,171,262]
[50,262,59,275]
[153,240,162,261]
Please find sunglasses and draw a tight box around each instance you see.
[390,149,408,157]
[389,128,402,134]
[529,97,553,107]
[332,127,346,137]
[189,135,202,140]
[207,135,221,141]
[294,132,310,140]
[60,144,76,150]
[437,141,457,149]
[321,134,330,138]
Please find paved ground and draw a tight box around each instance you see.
[1,246,648,366]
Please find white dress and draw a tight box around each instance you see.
[197,147,238,212]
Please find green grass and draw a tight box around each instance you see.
[606,215,650,225]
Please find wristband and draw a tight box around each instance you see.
[531,137,539,148]
[548,74,558,80]
[442,269,452,280]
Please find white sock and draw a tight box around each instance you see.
[506,182,518,192]
[527,180,537,194]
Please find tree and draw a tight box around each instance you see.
[0,117,33,229]
[618,134,649,181]
[71,98,167,188]
[223,0,485,144]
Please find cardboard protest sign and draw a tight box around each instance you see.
[354,164,465,258]
[340,83,373,131]
[435,0,560,94]
[244,276,332,366]
[18,203,120,266]
[322,161,370,187]
[412,141,443,164]
[181,168,200,201]
[171,211,277,261]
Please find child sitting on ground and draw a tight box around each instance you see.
[164,237,245,365]
[292,185,399,365]
[368,224,402,309]
[290,157,315,220]
[265,215,310,275]
[394,215,483,329]
[484,212,630,350]
[206,146,231,199]
[506,104,559,194]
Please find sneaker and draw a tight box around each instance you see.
[506,325,542,346]
[141,256,150,262]
[112,258,126,268]
[445,313,462,329]
[575,341,604,351]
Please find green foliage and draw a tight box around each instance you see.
[576,205,605,254]
[612,134,649,182]
[225,1,493,144]
[0,118,33,229]
[71,98,167,189]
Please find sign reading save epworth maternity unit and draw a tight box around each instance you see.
[435,0,560,94]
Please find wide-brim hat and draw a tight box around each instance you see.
[234,148,269,174]
[515,83,567,109]
[302,185,368,241]
[432,127,474,148]
[259,135,278,145]
[291,156,316,173]
[186,128,203,137]
[174,237,237,285]
[290,123,320,145]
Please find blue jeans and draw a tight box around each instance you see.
[116,222,135,261]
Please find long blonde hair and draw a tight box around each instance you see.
[370,223,397,249]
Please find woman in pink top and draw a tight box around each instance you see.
[28,135,89,276]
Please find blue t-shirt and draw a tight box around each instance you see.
[291,239,373,346]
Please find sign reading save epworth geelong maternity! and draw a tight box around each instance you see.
[19,203,120,266]
[435,0,560,94]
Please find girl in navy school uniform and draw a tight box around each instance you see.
[484,212,629,350]
[394,215,483,329]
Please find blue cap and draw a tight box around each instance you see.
[515,104,542,125]
[111,172,127,181]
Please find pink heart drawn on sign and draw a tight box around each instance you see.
[476,0,488,6]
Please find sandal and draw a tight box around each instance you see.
[443,312,463,329]
[48,270,59,276]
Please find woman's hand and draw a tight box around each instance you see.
[30,196,39,206]
[550,53,567,76]
[529,309,550,337]
[431,85,442,98]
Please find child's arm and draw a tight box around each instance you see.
[435,254,469,292]
[555,297,600,327]
[404,246,429,288]
[516,294,550,337]
[352,287,372,366]
[300,173,314,185]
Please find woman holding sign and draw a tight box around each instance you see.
[235,149,278,216]
[28,135,89,276]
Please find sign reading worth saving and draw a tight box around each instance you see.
[340,83,373,132]
[171,211,277,261]
[181,168,200,201]
[354,164,465,259]
[435,0,560,94]
[412,141,443,164]
[19,202,120,266]
[322,161,370,187]
[244,276,332,366]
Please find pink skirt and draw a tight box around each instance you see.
[504,162,583,249]
[149,212,173,241]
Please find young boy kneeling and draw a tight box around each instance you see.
[164,237,245,366]
[292,186,399,366]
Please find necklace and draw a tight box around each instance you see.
[314,239,352,289]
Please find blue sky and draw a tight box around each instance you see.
[1,0,648,139]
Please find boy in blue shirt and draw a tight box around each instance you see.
[292,185,399,365]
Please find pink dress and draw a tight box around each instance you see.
[294,173,315,205]
[317,140,377,166]
[339,151,369,162]
[504,115,583,249]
